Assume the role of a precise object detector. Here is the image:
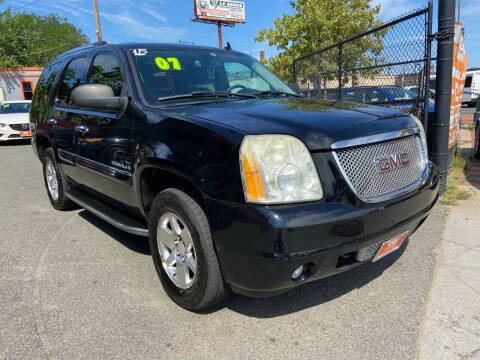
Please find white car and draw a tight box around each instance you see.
[0,100,32,141]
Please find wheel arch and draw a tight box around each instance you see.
[136,163,205,219]
[35,133,52,162]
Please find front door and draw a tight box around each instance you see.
[74,52,134,208]
[52,56,89,180]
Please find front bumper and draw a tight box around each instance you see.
[207,162,439,297]
[0,125,32,141]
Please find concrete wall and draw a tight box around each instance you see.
[0,67,43,101]
[298,73,423,91]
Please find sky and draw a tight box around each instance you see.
[1,0,479,66]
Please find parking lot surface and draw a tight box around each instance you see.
[1,142,445,360]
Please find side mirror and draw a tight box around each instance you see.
[71,84,126,111]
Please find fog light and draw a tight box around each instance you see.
[291,265,304,280]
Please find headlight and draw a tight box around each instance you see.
[239,134,323,204]
[410,115,428,158]
[0,123,6,127]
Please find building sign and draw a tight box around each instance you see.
[194,0,245,23]
[448,22,467,149]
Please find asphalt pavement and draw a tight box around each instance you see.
[0,142,445,360]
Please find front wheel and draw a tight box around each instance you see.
[148,188,229,310]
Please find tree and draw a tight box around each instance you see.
[0,6,89,68]
[255,0,384,84]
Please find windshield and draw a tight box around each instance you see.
[129,48,295,104]
[0,102,31,114]
[384,87,418,100]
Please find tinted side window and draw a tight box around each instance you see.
[87,53,124,96]
[365,90,388,104]
[30,62,63,123]
[343,90,362,102]
[57,57,88,107]
[465,75,472,88]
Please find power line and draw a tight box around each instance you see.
[10,0,40,11]
[5,0,89,12]
[3,37,86,60]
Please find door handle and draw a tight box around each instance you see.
[75,125,89,134]
[47,118,57,125]
[75,125,89,135]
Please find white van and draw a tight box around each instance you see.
[463,69,480,107]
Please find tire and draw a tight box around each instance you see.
[475,125,480,159]
[42,148,76,211]
[148,188,229,310]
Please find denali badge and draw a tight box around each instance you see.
[375,152,409,172]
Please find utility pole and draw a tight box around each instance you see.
[92,0,103,42]
[217,22,222,48]
[457,0,460,21]
[432,0,455,194]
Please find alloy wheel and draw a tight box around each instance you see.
[45,159,59,201]
[157,212,197,289]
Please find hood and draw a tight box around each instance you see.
[172,98,417,150]
[0,112,30,125]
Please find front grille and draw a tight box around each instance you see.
[10,123,30,131]
[334,135,427,202]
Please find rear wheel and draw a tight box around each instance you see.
[148,188,229,310]
[42,148,75,210]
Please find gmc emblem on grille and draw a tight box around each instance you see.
[375,152,410,172]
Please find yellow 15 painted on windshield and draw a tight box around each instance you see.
[155,57,182,70]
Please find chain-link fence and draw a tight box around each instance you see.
[293,4,435,123]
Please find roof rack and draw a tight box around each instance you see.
[56,41,108,59]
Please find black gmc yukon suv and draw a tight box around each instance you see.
[30,42,439,310]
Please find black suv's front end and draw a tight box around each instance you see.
[204,119,438,297]
[126,44,439,299]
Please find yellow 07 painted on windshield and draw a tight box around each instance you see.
[155,57,182,70]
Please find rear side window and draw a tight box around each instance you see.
[30,62,63,123]
[87,53,124,96]
[57,57,88,107]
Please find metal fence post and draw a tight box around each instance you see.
[433,0,455,194]
[423,0,433,141]
[338,37,343,101]
[317,52,321,98]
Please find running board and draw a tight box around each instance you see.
[66,189,149,237]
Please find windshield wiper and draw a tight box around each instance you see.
[158,91,256,103]
[252,90,301,98]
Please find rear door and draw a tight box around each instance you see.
[74,51,134,207]
[51,56,89,180]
